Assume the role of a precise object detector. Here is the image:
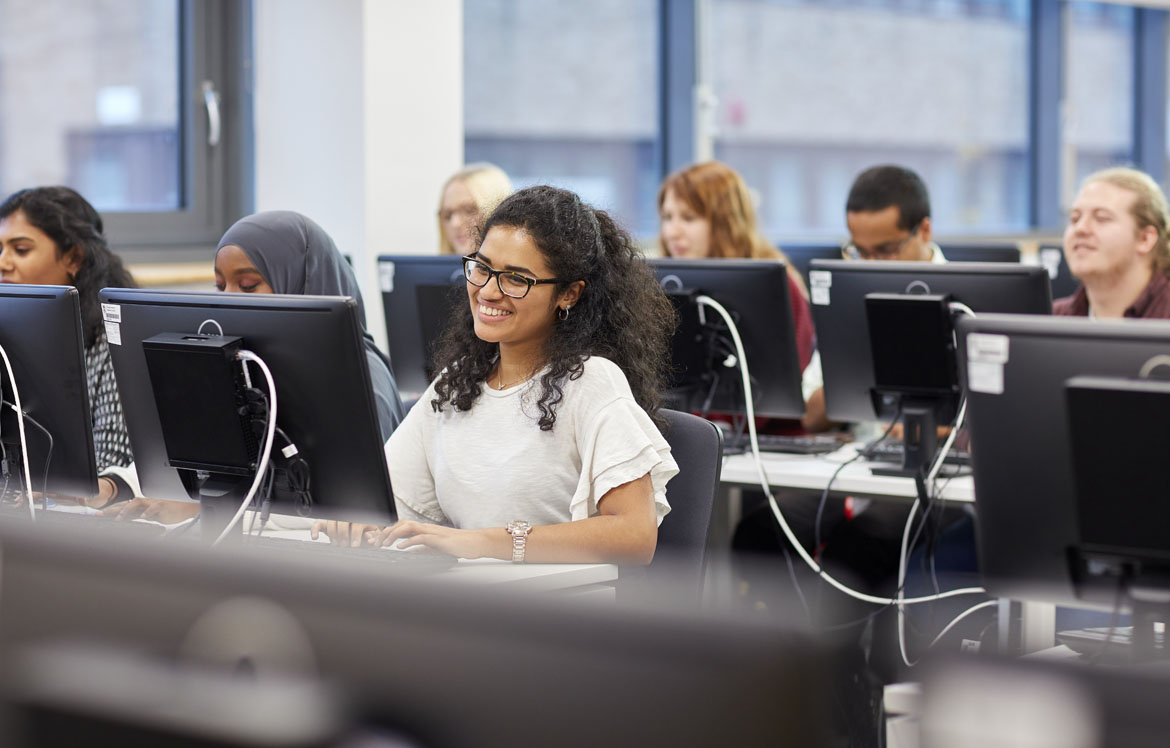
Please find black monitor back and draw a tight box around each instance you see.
[0,519,834,748]
[647,258,805,419]
[100,288,394,523]
[0,285,97,498]
[777,243,841,290]
[958,313,1170,607]
[810,260,1052,422]
[377,255,464,398]
[938,243,1021,264]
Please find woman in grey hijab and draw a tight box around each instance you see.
[214,210,405,440]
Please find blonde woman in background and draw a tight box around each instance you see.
[437,163,514,256]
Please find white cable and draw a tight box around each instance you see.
[0,343,36,520]
[898,301,978,666]
[927,600,998,650]
[694,295,984,607]
[212,349,277,546]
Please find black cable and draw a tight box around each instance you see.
[813,408,904,560]
[781,545,812,622]
[3,402,52,499]
[1089,574,1128,666]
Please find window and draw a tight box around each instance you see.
[1065,1,1135,190]
[0,0,251,258]
[463,0,660,236]
[708,0,1031,238]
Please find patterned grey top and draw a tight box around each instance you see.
[84,330,133,470]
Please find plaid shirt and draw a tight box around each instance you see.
[85,331,134,470]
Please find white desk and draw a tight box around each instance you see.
[719,446,974,503]
[255,527,619,599]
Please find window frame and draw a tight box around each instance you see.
[99,0,253,262]
[654,0,1170,236]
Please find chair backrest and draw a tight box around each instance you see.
[653,409,723,583]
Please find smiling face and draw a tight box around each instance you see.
[468,225,582,359]
[0,209,81,285]
[659,188,712,259]
[1064,180,1157,284]
[214,244,274,294]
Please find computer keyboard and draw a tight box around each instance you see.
[723,433,847,456]
[244,533,457,571]
[1056,626,1163,659]
[860,441,972,467]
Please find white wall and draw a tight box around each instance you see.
[253,0,463,349]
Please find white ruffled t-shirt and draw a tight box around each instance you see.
[385,356,676,529]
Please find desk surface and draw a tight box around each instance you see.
[719,446,975,503]
[257,527,619,594]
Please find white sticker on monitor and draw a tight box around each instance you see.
[811,286,830,306]
[967,361,1003,394]
[966,332,1009,364]
[104,320,122,346]
[809,270,832,288]
[378,261,395,293]
[1039,247,1062,279]
[101,303,121,323]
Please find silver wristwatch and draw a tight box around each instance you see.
[505,520,532,563]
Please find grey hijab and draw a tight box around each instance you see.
[217,210,371,322]
[216,210,404,438]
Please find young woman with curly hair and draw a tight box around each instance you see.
[315,185,679,564]
[0,186,137,479]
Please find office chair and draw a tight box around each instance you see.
[650,409,723,593]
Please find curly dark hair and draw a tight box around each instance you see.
[431,185,676,431]
[0,186,137,348]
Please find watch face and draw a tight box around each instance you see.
[507,520,531,535]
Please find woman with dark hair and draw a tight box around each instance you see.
[315,186,679,564]
[0,186,136,482]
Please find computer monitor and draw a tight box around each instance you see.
[937,243,1021,264]
[1037,243,1081,300]
[777,243,841,290]
[921,653,1170,746]
[647,258,806,420]
[99,288,394,526]
[0,519,835,747]
[377,255,465,398]
[0,285,98,499]
[957,313,1170,608]
[810,259,1052,424]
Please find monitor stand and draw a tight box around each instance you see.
[1128,587,1170,662]
[869,399,939,478]
[180,470,251,543]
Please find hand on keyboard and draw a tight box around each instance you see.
[310,519,383,547]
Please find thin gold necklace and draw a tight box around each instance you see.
[495,367,527,390]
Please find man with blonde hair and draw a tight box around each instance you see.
[1056,166,1170,318]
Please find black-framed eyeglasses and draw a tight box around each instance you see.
[841,227,920,261]
[463,255,562,299]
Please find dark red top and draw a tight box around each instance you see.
[1053,271,1170,319]
[789,274,815,371]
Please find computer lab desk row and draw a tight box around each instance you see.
[716,445,975,531]
[714,448,1056,652]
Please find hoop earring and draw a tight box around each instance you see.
[557,304,571,321]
